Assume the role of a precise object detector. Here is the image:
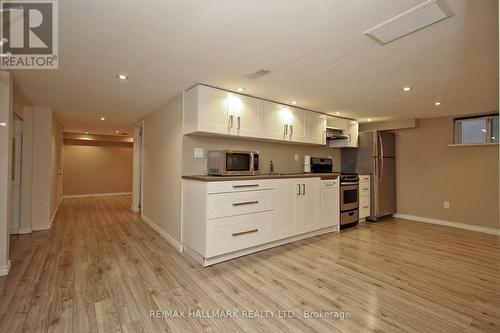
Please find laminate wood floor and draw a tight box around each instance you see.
[1,195,499,332]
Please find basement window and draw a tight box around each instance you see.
[454,114,499,145]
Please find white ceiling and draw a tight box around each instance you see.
[10,0,499,135]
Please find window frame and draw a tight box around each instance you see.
[453,113,499,145]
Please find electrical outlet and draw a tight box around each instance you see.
[294,153,299,162]
[443,201,450,209]
[194,148,204,158]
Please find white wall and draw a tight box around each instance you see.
[0,71,13,275]
[141,94,183,245]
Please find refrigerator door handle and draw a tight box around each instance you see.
[378,133,384,158]
[380,157,384,182]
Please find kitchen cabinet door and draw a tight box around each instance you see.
[234,95,261,138]
[327,117,348,130]
[261,101,286,141]
[345,120,359,148]
[199,86,233,135]
[288,107,307,143]
[296,179,321,233]
[272,181,298,240]
[307,113,327,145]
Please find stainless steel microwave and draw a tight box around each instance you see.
[207,150,259,176]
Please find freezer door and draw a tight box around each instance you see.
[373,157,396,217]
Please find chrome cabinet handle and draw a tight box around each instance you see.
[232,201,259,206]
[232,184,259,188]
[237,116,241,129]
[232,229,258,237]
[228,115,234,128]
[302,184,305,195]
[284,124,288,135]
[290,125,294,136]
[297,184,301,195]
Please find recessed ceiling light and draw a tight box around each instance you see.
[481,129,487,133]
[116,74,128,80]
[335,112,340,115]
[100,117,105,121]
[402,86,412,92]
[115,130,120,133]
[291,101,297,105]
[237,87,244,92]
[434,101,442,106]
[367,118,372,122]
[85,131,89,134]
[0,121,7,127]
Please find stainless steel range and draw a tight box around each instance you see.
[339,173,359,228]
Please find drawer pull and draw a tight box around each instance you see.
[232,229,258,236]
[363,206,369,209]
[233,184,259,188]
[363,188,369,191]
[232,200,259,206]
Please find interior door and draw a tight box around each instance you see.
[261,101,285,141]
[10,117,23,234]
[234,95,261,138]
[375,157,396,217]
[199,86,233,135]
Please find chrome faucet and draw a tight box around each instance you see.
[269,160,274,175]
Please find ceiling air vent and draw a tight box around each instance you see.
[364,0,452,45]
[244,69,270,80]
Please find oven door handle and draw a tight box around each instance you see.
[341,182,359,185]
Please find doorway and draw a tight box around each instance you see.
[10,115,23,234]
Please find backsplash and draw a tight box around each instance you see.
[183,135,341,175]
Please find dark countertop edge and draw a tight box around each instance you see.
[182,173,340,182]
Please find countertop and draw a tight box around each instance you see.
[182,173,340,182]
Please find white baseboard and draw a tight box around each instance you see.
[62,192,132,199]
[140,215,183,252]
[0,260,11,276]
[393,213,500,236]
[31,224,52,231]
[51,201,60,224]
[18,228,32,234]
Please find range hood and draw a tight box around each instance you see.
[326,127,349,140]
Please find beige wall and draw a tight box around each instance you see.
[396,116,499,229]
[51,116,63,217]
[360,118,417,132]
[63,142,133,196]
[183,136,341,175]
[142,95,183,243]
[31,107,54,230]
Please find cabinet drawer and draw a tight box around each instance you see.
[359,175,370,183]
[359,196,370,218]
[359,183,370,197]
[206,211,272,257]
[207,180,274,194]
[207,190,273,219]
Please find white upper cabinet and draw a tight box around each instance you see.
[261,101,286,141]
[307,113,327,145]
[346,120,359,148]
[327,116,359,148]
[183,85,327,145]
[286,107,307,143]
[232,94,261,138]
[327,117,348,130]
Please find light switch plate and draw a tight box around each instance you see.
[443,201,450,209]
[194,148,204,158]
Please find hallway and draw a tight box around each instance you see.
[0,196,499,332]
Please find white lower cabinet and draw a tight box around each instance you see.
[359,175,371,219]
[183,177,337,266]
[320,179,340,230]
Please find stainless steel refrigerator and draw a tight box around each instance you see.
[357,131,396,220]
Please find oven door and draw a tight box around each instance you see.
[340,183,359,211]
[224,152,254,175]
